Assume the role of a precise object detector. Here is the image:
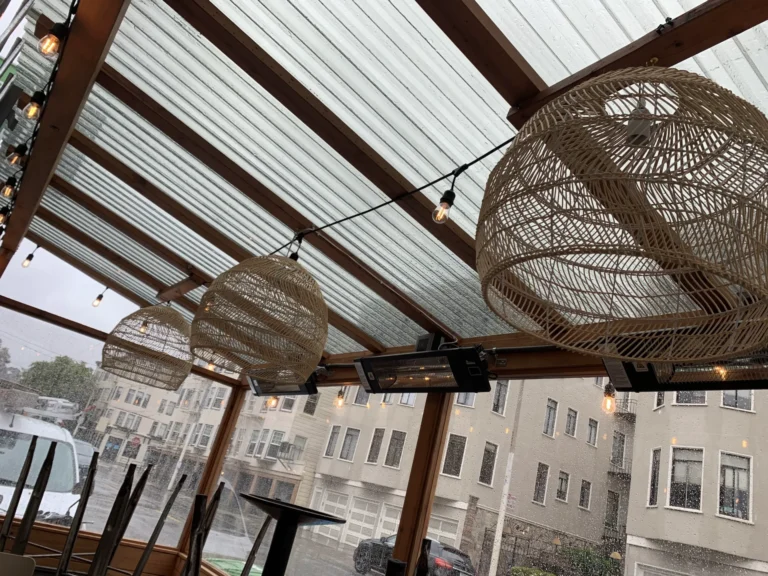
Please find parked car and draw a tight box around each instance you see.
[0,412,81,525]
[353,534,475,576]
[73,439,96,480]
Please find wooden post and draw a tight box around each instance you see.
[177,385,246,552]
[392,393,453,575]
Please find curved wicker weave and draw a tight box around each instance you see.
[102,306,193,390]
[191,255,328,384]
[478,67,768,363]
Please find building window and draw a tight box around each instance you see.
[246,430,260,456]
[212,388,227,410]
[106,409,113,419]
[303,394,319,415]
[149,422,158,437]
[260,398,268,413]
[669,447,703,510]
[190,423,202,445]
[203,389,213,409]
[125,414,135,429]
[648,448,661,506]
[133,391,143,406]
[325,425,341,457]
[611,431,626,465]
[255,477,273,497]
[565,408,578,437]
[266,431,285,459]
[131,416,141,431]
[543,398,557,437]
[339,428,361,461]
[199,424,215,448]
[579,480,591,509]
[166,401,176,416]
[441,434,467,478]
[292,436,307,461]
[169,422,181,442]
[533,463,549,504]
[157,423,168,438]
[384,430,407,468]
[113,387,123,401]
[492,381,508,415]
[275,481,295,502]
[456,392,475,407]
[587,419,598,446]
[181,424,191,444]
[556,471,569,501]
[675,390,706,405]
[722,390,752,411]
[655,391,665,409]
[719,453,750,520]
[367,428,385,464]
[478,442,498,486]
[399,393,415,407]
[605,491,620,528]
[142,394,151,408]
[281,396,296,412]
[158,399,167,413]
[353,388,369,406]
[382,393,393,404]
[125,389,136,404]
[256,428,270,457]
[183,389,194,406]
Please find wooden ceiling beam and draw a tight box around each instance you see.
[92,62,457,339]
[157,277,200,302]
[34,205,200,315]
[0,0,131,277]
[65,130,386,353]
[508,0,768,128]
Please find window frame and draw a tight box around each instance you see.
[491,380,509,416]
[673,390,707,406]
[586,418,598,447]
[265,430,285,460]
[578,479,591,510]
[199,424,215,448]
[478,441,498,487]
[353,387,370,406]
[611,431,626,466]
[654,391,665,410]
[720,390,754,413]
[255,428,270,457]
[125,389,136,405]
[324,425,342,458]
[440,433,468,479]
[455,392,476,408]
[399,393,415,407]
[302,394,319,416]
[716,450,753,524]
[543,398,558,438]
[366,427,386,465]
[383,429,407,469]
[212,387,227,410]
[666,445,705,513]
[245,429,260,456]
[280,395,296,412]
[647,447,662,507]
[158,399,167,413]
[564,408,578,438]
[338,427,361,462]
[556,470,570,503]
[533,462,549,505]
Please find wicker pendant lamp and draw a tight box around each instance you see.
[102,305,193,390]
[478,67,768,363]
[191,255,328,385]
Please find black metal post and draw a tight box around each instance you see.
[261,511,300,576]
[87,464,135,576]
[0,435,37,551]
[109,464,153,564]
[12,441,56,555]
[239,516,272,576]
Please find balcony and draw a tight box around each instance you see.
[603,523,626,542]
[608,457,631,478]
[614,397,636,423]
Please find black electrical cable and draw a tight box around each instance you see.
[270,133,516,256]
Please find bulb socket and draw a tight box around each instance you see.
[439,189,456,207]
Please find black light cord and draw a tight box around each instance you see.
[271,133,515,258]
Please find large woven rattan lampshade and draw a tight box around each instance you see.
[478,67,768,363]
[191,255,328,385]
[102,305,193,390]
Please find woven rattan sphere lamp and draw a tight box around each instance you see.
[102,305,193,390]
[191,255,328,385]
[478,67,768,363]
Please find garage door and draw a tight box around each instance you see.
[317,491,348,540]
[378,504,401,538]
[427,515,459,546]
[344,497,380,546]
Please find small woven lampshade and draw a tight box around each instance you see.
[102,305,193,390]
[191,255,328,385]
[478,67,768,363]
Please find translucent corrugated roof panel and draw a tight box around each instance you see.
[94,0,512,339]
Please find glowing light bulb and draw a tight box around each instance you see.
[139,320,148,334]
[38,23,67,59]
[714,365,727,379]
[335,388,345,408]
[92,294,104,307]
[602,395,615,415]
[7,143,27,167]
[267,396,279,408]
[23,92,45,121]
[21,253,34,268]
[1,176,16,198]
[207,362,215,370]
[0,207,9,225]
[432,190,455,224]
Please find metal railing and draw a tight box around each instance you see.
[609,457,632,476]
[615,397,636,415]
[603,523,626,541]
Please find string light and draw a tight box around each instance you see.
[334,387,345,408]
[1,176,16,198]
[22,91,45,121]
[6,143,27,167]
[22,245,39,268]
[92,286,108,307]
[432,189,455,224]
[139,320,149,334]
[267,396,279,408]
[207,362,215,370]
[0,205,9,225]
[602,382,616,415]
[38,22,67,59]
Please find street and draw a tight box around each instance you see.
[79,462,360,575]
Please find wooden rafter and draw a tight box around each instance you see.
[64,131,386,353]
[508,0,768,127]
[0,0,131,276]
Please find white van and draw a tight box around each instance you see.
[0,412,81,524]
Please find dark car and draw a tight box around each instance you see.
[353,534,475,576]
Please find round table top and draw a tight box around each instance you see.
[240,493,346,526]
